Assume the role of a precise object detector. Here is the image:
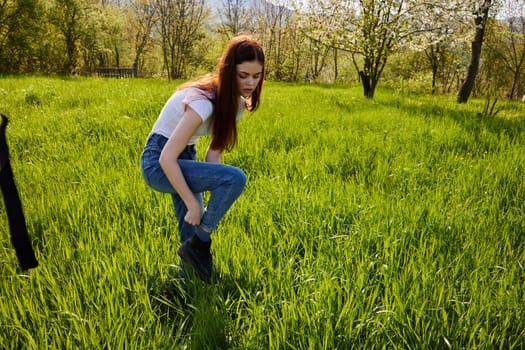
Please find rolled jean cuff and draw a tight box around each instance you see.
[194,225,212,241]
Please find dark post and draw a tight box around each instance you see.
[0,114,38,270]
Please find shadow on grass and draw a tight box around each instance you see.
[334,94,524,140]
[389,98,524,139]
[150,265,256,349]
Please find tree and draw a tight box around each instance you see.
[156,0,208,79]
[252,0,295,80]
[423,43,462,95]
[0,0,44,73]
[457,0,493,103]
[49,0,85,74]
[349,0,476,99]
[353,0,404,98]
[101,4,129,68]
[128,0,157,72]
[297,0,449,98]
[416,3,474,95]
[425,44,443,94]
[294,0,351,82]
[217,0,250,39]
[294,0,497,98]
[78,2,129,72]
[494,0,525,100]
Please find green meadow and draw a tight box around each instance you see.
[0,76,524,349]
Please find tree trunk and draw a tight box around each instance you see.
[509,67,520,100]
[457,0,491,103]
[431,64,437,95]
[427,45,439,95]
[65,35,78,74]
[333,46,338,82]
[360,71,373,98]
[115,46,120,68]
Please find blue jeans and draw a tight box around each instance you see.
[140,133,246,243]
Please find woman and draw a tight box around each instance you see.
[140,35,265,284]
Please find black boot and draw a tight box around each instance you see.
[177,234,213,283]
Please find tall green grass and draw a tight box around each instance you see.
[1,76,524,349]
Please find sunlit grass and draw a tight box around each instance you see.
[1,76,524,349]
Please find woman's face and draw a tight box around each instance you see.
[236,60,263,98]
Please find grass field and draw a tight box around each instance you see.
[1,76,524,349]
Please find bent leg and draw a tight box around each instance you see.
[171,192,203,244]
[178,160,246,234]
[140,134,203,243]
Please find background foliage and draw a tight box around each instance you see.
[0,0,524,100]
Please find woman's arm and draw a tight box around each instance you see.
[205,146,222,163]
[159,106,203,226]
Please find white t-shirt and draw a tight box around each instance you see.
[151,87,245,145]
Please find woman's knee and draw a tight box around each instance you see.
[229,166,247,188]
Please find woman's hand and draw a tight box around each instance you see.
[184,199,202,226]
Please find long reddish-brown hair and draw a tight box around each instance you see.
[179,35,265,152]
